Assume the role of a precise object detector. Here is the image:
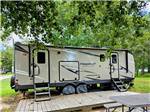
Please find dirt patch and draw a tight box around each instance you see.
[0,93,22,112]
[0,98,10,112]
[0,91,36,112]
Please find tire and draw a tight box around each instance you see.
[76,84,88,94]
[20,89,28,93]
[62,84,75,95]
[101,83,113,90]
[10,76,15,89]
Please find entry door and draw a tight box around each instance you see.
[33,50,49,83]
[110,53,119,78]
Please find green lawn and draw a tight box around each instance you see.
[0,72,13,76]
[129,74,150,93]
[0,78,17,97]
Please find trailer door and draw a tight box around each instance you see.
[33,50,49,83]
[110,53,119,78]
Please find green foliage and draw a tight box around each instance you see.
[1,47,13,71]
[1,1,148,46]
[0,78,16,97]
[1,1,150,72]
[136,73,150,77]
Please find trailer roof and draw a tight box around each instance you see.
[15,42,129,52]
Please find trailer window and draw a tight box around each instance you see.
[37,52,45,64]
[100,54,105,62]
[112,54,117,64]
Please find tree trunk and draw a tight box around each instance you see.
[136,69,139,76]
[135,66,139,76]
[148,65,150,73]
[141,66,145,75]
[148,48,150,73]
[148,53,150,73]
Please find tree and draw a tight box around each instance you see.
[1,1,150,74]
[1,1,147,46]
[1,47,13,72]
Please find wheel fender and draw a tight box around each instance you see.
[63,83,76,87]
[76,82,87,86]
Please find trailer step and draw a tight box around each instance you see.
[112,78,127,92]
[33,82,51,101]
[114,81,122,84]
[112,78,120,81]
[35,87,49,90]
[117,85,124,87]
[35,92,50,95]
[119,89,127,92]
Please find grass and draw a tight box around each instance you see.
[136,73,150,77]
[129,73,150,93]
[0,73,19,112]
[0,72,13,76]
[0,78,17,97]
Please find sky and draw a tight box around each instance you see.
[0,32,33,51]
[0,33,22,51]
[0,43,6,51]
[145,2,150,11]
[140,2,150,15]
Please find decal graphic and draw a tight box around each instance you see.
[86,74,99,76]
[61,65,79,75]
[61,65,100,80]
[79,51,100,57]
[120,66,133,74]
[15,45,29,53]
[85,76,100,80]
[80,62,96,65]
[16,69,29,76]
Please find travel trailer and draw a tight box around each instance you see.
[11,42,135,96]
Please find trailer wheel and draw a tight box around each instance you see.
[10,76,15,89]
[101,83,113,90]
[62,84,75,95]
[76,84,88,94]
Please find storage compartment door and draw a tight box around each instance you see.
[59,61,79,81]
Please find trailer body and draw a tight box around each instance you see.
[13,43,135,91]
